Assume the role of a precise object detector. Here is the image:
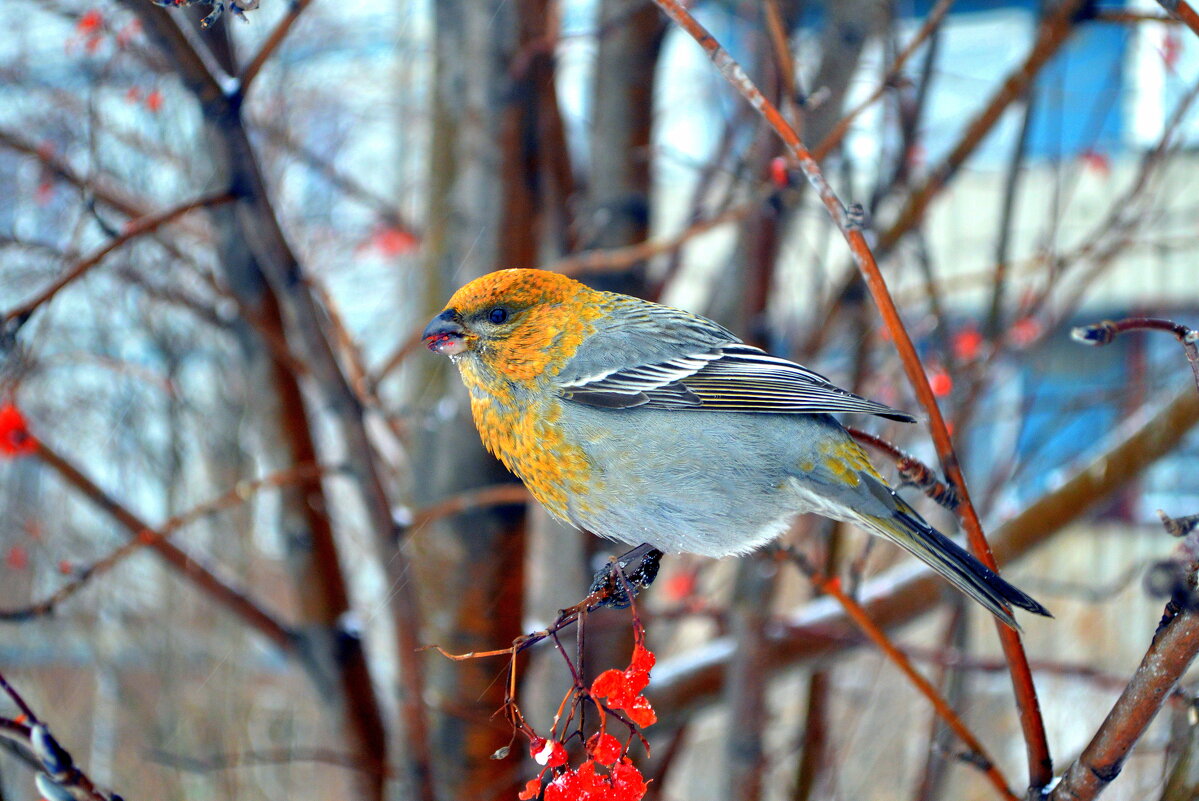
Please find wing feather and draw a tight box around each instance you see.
[559,342,915,422]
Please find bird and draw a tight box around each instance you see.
[422,268,1050,628]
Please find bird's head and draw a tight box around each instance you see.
[423,269,602,381]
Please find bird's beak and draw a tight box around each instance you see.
[422,309,468,356]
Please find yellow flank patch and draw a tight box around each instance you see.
[819,437,883,486]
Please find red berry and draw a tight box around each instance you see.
[586,732,623,766]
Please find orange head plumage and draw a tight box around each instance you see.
[422,269,607,516]
[422,269,608,385]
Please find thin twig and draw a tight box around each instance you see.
[239,0,314,91]
[3,191,235,330]
[148,746,393,776]
[649,0,1054,788]
[547,197,761,277]
[1095,10,1180,23]
[779,547,1019,801]
[0,463,324,622]
[1072,317,1199,395]
[811,0,955,162]
[403,484,530,532]
[31,438,296,651]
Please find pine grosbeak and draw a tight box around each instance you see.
[423,268,1049,627]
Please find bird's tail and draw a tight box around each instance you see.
[858,496,1051,630]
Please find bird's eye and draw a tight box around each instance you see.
[488,307,509,324]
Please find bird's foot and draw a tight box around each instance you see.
[589,544,663,609]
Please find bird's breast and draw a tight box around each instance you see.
[462,374,596,522]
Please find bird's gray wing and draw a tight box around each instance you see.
[555,304,915,422]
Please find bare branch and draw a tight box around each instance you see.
[240,0,315,92]
[29,438,296,651]
[0,463,324,622]
[3,191,235,331]
[781,547,1019,801]
[1072,317,1199,395]
[1158,0,1199,38]
[846,426,960,511]
[1050,610,1199,801]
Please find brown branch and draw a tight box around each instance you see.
[0,128,143,218]
[252,118,420,235]
[405,484,530,532]
[30,438,296,651]
[547,197,760,277]
[1096,11,1180,23]
[1050,610,1199,801]
[650,0,1054,787]
[1159,0,1199,38]
[3,191,235,329]
[370,327,427,388]
[1072,317,1199,395]
[782,548,1019,801]
[0,463,324,622]
[239,0,315,92]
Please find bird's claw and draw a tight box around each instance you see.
[588,545,663,609]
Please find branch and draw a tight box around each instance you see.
[29,438,296,651]
[845,426,960,511]
[781,548,1018,801]
[0,463,323,622]
[1049,610,1199,801]
[239,0,315,92]
[0,128,143,218]
[402,484,530,533]
[811,0,955,161]
[2,191,235,330]
[1159,0,1199,38]
[649,0,1054,787]
[1072,317,1199,395]
[148,746,392,776]
[546,194,761,277]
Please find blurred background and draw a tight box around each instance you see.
[2,0,1199,799]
